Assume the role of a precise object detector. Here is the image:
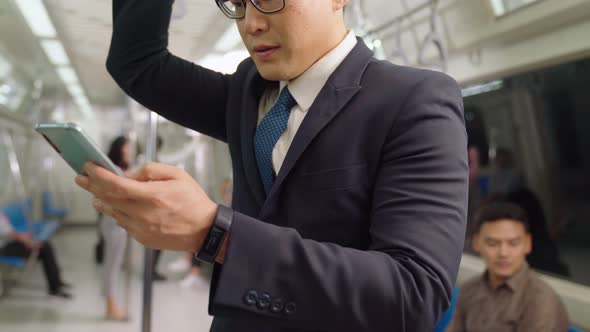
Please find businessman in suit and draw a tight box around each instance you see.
[75,0,468,331]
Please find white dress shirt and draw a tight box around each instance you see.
[257,30,358,174]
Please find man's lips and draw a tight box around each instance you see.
[253,45,279,52]
[495,262,511,268]
[252,45,280,58]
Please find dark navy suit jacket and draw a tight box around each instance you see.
[107,1,468,331]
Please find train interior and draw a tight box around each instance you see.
[0,0,589,331]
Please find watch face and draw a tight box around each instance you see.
[197,206,233,263]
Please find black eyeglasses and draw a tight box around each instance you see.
[215,0,286,19]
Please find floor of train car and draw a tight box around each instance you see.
[0,227,213,332]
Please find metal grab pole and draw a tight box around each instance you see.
[142,111,159,332]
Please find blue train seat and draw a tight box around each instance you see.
[42,191,67,219]
[0,201,59,242]
[433,287,460,332]
[0,256,25,267]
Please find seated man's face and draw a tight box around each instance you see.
[473,219,532,281]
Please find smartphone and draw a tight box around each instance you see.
[35,123,124,177]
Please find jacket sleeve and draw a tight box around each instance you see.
[106,0,231,142]
[211,73,469,332]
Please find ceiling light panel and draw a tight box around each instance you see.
[14,0,57,38]
[41,39,70,66]
[56,67,79,85]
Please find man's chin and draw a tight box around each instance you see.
[255,62,298,82]
[492,267,515,278]
[257,67,287,82]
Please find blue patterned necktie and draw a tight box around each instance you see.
[254,87,297,194]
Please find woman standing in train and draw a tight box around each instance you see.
[100,136,130,320]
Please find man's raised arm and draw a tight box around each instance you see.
[107,0,232,141]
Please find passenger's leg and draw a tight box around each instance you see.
[152,249,166,281]
[180,255,203,288]
[1,241,70,298]
[168,252,192,273]
[101,217,127,320]
[37,243,65,293]
[0,241,29,258]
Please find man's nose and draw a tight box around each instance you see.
[499,243,509,256]
[243,2,268,35]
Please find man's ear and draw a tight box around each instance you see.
[524,233,532,255]
[472,233,481,253]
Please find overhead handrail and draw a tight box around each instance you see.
[386,17,410,65]
[417,0,448,71]
[357,0,448,71]
[365,1,434,36]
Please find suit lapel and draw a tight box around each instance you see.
[240,65,273,207]
[260,39,374,216]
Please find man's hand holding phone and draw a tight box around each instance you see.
[75,162,225,261]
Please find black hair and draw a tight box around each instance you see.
[107,136,129,170]
[473,202,530,234]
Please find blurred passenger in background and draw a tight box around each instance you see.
[0,212,71,298]
[488,148,524,195]
[448,202,569,332]
[100,136,130,320]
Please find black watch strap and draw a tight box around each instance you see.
[196,205,233,263]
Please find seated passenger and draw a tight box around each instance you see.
[0,212,71,298]
[447,202,569,332]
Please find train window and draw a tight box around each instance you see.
[464,105,490,166]
[544,91,584,168]
[464,57,590,287]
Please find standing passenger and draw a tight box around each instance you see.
[76,0,469,330]
[100,136,130,320]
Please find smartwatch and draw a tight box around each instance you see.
[196,205,233,263]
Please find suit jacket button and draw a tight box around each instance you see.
[244,290,258,306]
[270,298,284,313]
[284,302,296,315]
[257,293,271,309]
